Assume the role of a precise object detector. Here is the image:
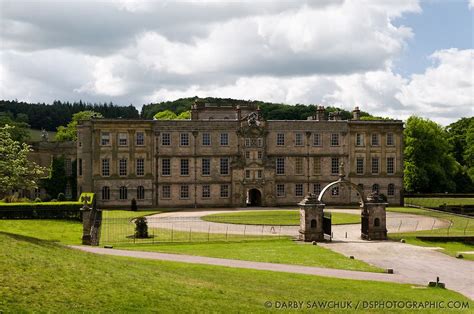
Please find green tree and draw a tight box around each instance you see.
[41,156,68,200]
[0,125,45,198]
[464,122,474,183]
[0,112,31,143]
[176,110,191,119]
[55,110,103,141]
[154,110,177,120]
[404,116,459,193]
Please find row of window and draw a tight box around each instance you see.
[276,183,397,197]
[276,132,395,147]
[160,184,230,199]
[102,186,146,200]
[101,132,145,146]
[160,158,230,176]
[101,158,145,177]
[161,132,229,146]
[356,157,395,175]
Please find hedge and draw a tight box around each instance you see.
[0,203,83,220]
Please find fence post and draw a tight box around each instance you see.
[208,224,210,242]
[431,219,436,230]
[464,220,469,235]
[398,220,403,232]
[171,224,174,242]
[414,220,419,232]
[225,226,228,241]
[279,225,282,239]
[189,227,192,242]
[243,225,246,238]
[261,225,264,238]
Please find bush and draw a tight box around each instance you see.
[131,198,137,211]
[0,202,82,220]
[34,198,42,203]
[57,193,66,201]
[50,199,58,202]
[134,217,148,238]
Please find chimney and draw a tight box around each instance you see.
[236,104,241,120]
[191,102,198,120]
[352,106,360,120]
[315,105,326,121]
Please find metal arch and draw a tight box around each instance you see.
[317,179,366,207]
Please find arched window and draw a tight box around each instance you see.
[137,186,145,200]
[119,186,128,200]
[310,219,317,229]
[102,186,110,200]
[374,218,380,227]
[387,184,395,196]
[372,184,379,194]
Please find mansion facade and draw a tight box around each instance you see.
[76,103,404,208]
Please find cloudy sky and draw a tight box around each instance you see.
[1,0,472,124]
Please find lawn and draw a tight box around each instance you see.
[405,197,474,207]
[202,210,360,226]
[1,232,471,312]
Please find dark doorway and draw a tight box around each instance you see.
[248,189,262,206]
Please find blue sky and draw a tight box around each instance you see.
[0,0,472,124]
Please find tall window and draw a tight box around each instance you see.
[220,184,229,198]
[162,133,171,146]
[356,157,364,175]
[220,133,229,146]
[220,158,229,175]
[387,133,394,146]
[202,133,211,146]
[136,158,144,176]
[101,159,110,176]
[65,158,72,176]
[295,184,304,197]
[245,151,250,159]
[313,183,321,195]
[356,133,364,146]
[387,157,395,174]
[119,158,127,176]
[180,159,189,176]
[257,170,263,179]
[161,159,171,176]
[119,186,127,200]
[295,133,303,146]
[330,133,340,146]
[371,157,379,174]
[331,157,339,175]
[162,185,171,199]
[372,184,380,193]
[313,133,321,146]
[201,158,210,176]
[277,133,285,146]
[180,133,189,146]
[65,183,71,199]
[118,133,128,146]
[136,132,145,146]
[202,185,211,198]
[371,133,379,146]
[137,186,145,200]
[180,185,189,199]
[101,186,110,200]
[313,157,321,175]
[257,151,263,159]
[295,157,304,175]
[101,132,110,146]
[257,138,263,147]
[245,170,251,179]
[78,158,83,176]
[388,183,395,196]
[276,184,285,197]
[245,138,251,147]
[276,157,285,175]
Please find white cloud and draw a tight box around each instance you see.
[469,0,474,10]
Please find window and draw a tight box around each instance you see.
[313,183,321,195]
[372,184,380,193]
[180,185,189,198]
[331,157,339,175]
[245,151,250,159]
[180,159,189,176]
[331,186,339,196]
[161,159,171,176]
[101,186,110,200]
[119,186,128,200]
[374,218,380,227]
[257,138,263,147]
[101,132,110,146]
[162,133,171,146]
[371,157,379,174]
[330,133,340,146]
[220,158,229,175]
[388,183,395,196]
[356,158,364,175]
[118,133,128,146]
[257,151,263,159]
[387,157,395,174]
[65,158,72,176]
[313,133,321,146]
[257,170,263,179]
[276,184,285,197]
[162,185,171,199]
[78,158,83,176]
[295,157,304,175]
[220,133,229,146]
[295,184,304,197]
[201,158,210,176]
[202,185,210,198]
[245,170,251,179]
[277,133,285,146]
[295,133,303,146]
[313,157,321,175]
[180,133,189,146]
[65,182,72,199]
[276,157,285,175]
[137,186,145,200]
[202,133,211,146]
[245,138,251,147]
[136,132,145,146]
[136,158,145,176]
[119,158,127,176]
[101,159,110,177]
[356,133,364,146]
[371,133,379,146]
[387,133,394,146]
[220,184,229,198]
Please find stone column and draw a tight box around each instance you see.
[298,193,325,242]
[81,203,92,245]
[361,192,388,240]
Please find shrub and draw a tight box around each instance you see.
[134,217,148,238]
[34,198,42,203]
[57,193,66,201]
[131,198,137,211]
[50,199,58,202]
[0,202,82,220]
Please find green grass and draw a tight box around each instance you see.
[27,128,57,141]
[202,210,360,226]
[405,197,474,207]
[2,232,471,312]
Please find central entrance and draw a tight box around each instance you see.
[247,188,262,206]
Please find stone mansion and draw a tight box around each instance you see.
[75,103,404,208]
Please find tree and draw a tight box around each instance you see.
[0,125,45,198]
[464,122,474,183]
[153,110,177,120]
[447,117,474,192]
[0,112,31,143]
[176,110,191,119]
[41,156,67,200]
[404,116,459,193]
[55,110,103,141]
